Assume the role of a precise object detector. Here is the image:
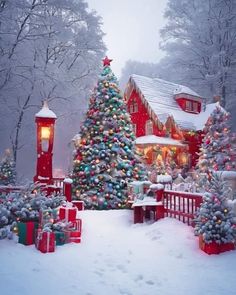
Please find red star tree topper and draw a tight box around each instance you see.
[103,56,113,66]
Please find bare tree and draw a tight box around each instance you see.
[159,0,236,106]
[0,0,106,178]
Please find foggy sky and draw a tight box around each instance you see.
[87,0,167,78]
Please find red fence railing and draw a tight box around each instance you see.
[163,190,203,226]
[0,178,65,195]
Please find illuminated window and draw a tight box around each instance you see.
[145,120,153,135]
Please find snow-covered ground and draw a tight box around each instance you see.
[0,210,235,295]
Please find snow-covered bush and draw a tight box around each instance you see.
[0,185,65,239]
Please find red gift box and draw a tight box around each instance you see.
[65,230,81,244]
[68,237,81,243]
[67,231,81,243]
[59,207,77,222]
[18,221,38,245]
[72,201,84,211]
[36,230,55,253]
[71,219,82,233]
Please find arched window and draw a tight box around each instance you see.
[145,120,153,135]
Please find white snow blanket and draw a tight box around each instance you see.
[0,210,235,295]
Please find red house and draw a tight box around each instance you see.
[124,74,218,168]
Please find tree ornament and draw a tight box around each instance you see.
[103,81,109,88]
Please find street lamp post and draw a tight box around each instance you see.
[34,101,57,185]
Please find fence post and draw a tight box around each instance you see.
[63,178,73,202]
[156,204,165,220]
[156,188,164,202]
[134,206,144,223]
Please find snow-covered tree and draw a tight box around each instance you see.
[197,105,236,173]
[0,149,16,185]
[72,57,147,209]
[159,0,236,119]
[119,60,160,89]
[0,0,106,178]
[195,173,235,245]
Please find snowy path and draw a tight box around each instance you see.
[0,210,235,295]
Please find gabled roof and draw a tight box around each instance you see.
[128,74,218,131]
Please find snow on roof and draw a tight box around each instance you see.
[130,74,219,130]
[135,135,187,147]
[173,85,200,97]
[157,174,172,183]
[35,101,57,119]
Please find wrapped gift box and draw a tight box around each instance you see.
[36,230,55,253]
[59,207,77,222]
[71,219,82,233]
[65,230,81,244]
[54,231,67,246]
[72,201,84,211]
[18,221,38,245]
[68,236,81,243]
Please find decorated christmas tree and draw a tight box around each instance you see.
[72,57,147,209]
[194,173,235,245]
[0,149,16,185]
[197,105,236,173]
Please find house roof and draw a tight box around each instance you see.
[135,135,186,147]
[129,74,219,131]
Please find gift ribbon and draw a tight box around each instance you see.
[46,232,50,252]
[65,208,69,222]
[36,230,42,249]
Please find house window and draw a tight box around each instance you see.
[193,102,198,112]
[186,100,192,111]
[145,120,153,135]
[130,100,138,113]
[185,100,199,113]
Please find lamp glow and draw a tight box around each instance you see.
[41,127,50,140]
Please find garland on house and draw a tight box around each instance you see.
[72,57,147,210]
